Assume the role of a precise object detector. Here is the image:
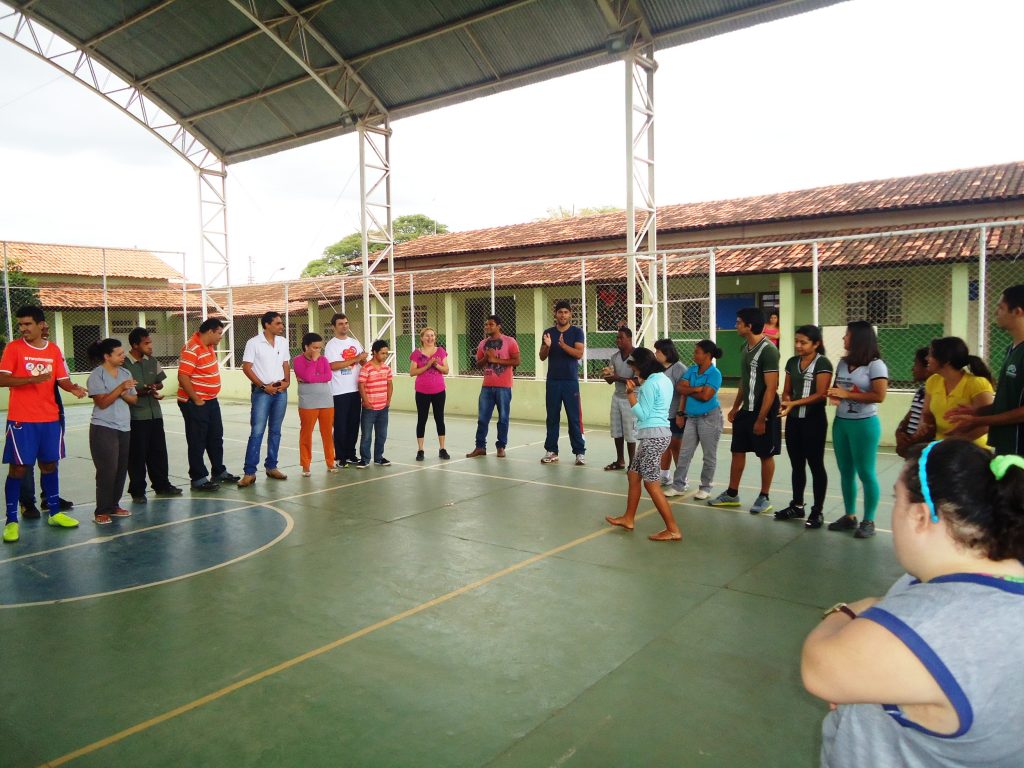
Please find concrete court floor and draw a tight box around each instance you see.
[0,401,906,768]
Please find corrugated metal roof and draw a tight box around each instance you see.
[5,0,845,164]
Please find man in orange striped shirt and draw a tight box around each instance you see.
[177,318,240,491]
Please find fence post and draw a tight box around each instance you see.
[409,272,415,340]
[580,257,588,382]
[2,242,12,342]
[181,252,189,345]
[101,248,110,337]
[708,248,717,344]
[284,281,290,351]
[340,276,346,314]
[812,241,820,328]
[490,266,495,315]
[662,252,669,337]
[978,225,987,358]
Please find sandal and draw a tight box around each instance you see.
[603,461,626,471]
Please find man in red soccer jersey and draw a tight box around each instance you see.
[0,306,87,543]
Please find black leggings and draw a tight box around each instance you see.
[785,410,828,510]
[415,391,446,438]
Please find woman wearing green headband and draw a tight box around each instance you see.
[802,440,1024,767]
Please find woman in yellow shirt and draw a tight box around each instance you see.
[915,337,994,447]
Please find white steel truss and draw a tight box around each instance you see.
[625,43,658,345]
[197,165,235,366]
[0,3,220,173]
[359,119,396,361]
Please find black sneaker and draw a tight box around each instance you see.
[415,450,425,462]
[213,471,240,483]
[191,479,221,491]
[375,457,392,467]
[155,486,183,496]
[854,520,876,539]
[438,449,451,460]
[131,495,147,504]
[20,504,41,520]
[773,503,806,521]
[41,496,74,512]
[827,515,858,532]
[805,509,824,529]
[355,459,370,470]
[345,458,361,467]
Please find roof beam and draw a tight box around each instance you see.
[225,0,386,121]
[182,66,342,122]
[83,0,177,48]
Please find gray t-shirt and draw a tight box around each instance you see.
[821,573,1024,768]
[664,361,688,416]
[610,350,633,398]
[87,365,135,432]
[833,358,888,419]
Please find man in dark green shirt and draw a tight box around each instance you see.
[949,284,1024,454]
[708,307,781,514]
[123,328,182,503]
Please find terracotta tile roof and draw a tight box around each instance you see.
[39,286,187,310]
[393,161,1024,261]
[5,241,184,281]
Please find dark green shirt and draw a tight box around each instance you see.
[784,354,834,418]
[123,354,167,421]
[989,341,1024,455]
[739,337,780,413]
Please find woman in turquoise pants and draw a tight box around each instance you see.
[826,321,889,539]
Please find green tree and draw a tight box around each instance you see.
[538,205,621,220]
[302,214,448,277]
[1,267,40,344]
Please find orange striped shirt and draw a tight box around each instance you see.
[177,332,221,401]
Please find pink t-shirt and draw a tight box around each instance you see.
[476,334,519,388]
[410,347,447,395]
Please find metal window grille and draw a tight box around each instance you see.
[845,280,904,326]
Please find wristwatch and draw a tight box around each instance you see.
[822,602,857,621]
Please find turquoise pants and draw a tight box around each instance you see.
[831,416,881,522]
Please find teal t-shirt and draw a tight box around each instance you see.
[681,364,722,416]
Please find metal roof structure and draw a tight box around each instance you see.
[2,0,843,168]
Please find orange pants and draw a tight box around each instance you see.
[298,407,335,470]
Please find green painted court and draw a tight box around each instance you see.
[0,402,905,767]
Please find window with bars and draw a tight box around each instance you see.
[402,304,428,335]
[845,280,903,326]
[111,319,157,335]
[667,294,708,333]
[551,297,584,325]
[594,283,629,331]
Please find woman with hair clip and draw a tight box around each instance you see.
[802,440,1024,767]
[86,338,137,524]
[776,325,833,528]
[913,336,994,448]
[605,347,683,541]
[826,321,888,539]
[665,339,724,501]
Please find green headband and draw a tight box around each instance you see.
[991,455,1024,481]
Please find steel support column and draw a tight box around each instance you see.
[359,119,395,362]
[625,44,658,346]
[196,163,234,366]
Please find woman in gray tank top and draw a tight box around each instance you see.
[802,440,1024,767]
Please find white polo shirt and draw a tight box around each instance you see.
[242,333,289,385]
[325,336,363,395]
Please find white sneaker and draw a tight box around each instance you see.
[693,490,710,500]
[663,487,684,497]
[301,468,311,477]
[541,452,559,464]
[575,454,586,466]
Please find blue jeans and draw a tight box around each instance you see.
[475,386,512,449]
[243,389,288,475]
[360,407,389,462]
[545,379,585,455]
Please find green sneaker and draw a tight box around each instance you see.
[707,490,741,507]
[47,512,79,529]
[3,521,18,543]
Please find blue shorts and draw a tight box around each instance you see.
[3,421,64,466]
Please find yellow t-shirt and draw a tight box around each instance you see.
[925,372,994,447]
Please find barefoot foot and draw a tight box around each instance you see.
[648,529,682,541]
[605,515,634,531]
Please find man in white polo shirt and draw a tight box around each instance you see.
[325,312,367,467]
[239,311,291,487]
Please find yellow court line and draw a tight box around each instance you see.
[39,506,658,767]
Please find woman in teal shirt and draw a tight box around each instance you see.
[605,347,682,541]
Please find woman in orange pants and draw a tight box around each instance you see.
[293,333,337,476]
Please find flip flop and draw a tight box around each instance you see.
[603,461,626,471]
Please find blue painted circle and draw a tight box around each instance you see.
[0,499,288,606]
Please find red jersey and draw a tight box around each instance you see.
[358,361,392,410]
[0,339,70,422]
[177,332,221,401]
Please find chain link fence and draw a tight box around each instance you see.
[3,222,1020,389]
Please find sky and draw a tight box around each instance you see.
[1,0,1023,284]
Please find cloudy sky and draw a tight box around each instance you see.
[1,0,1022,284]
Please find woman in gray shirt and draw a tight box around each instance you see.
[86,338,137,524]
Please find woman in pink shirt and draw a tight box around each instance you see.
[292,333,337,476]
[409,327,450,461]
